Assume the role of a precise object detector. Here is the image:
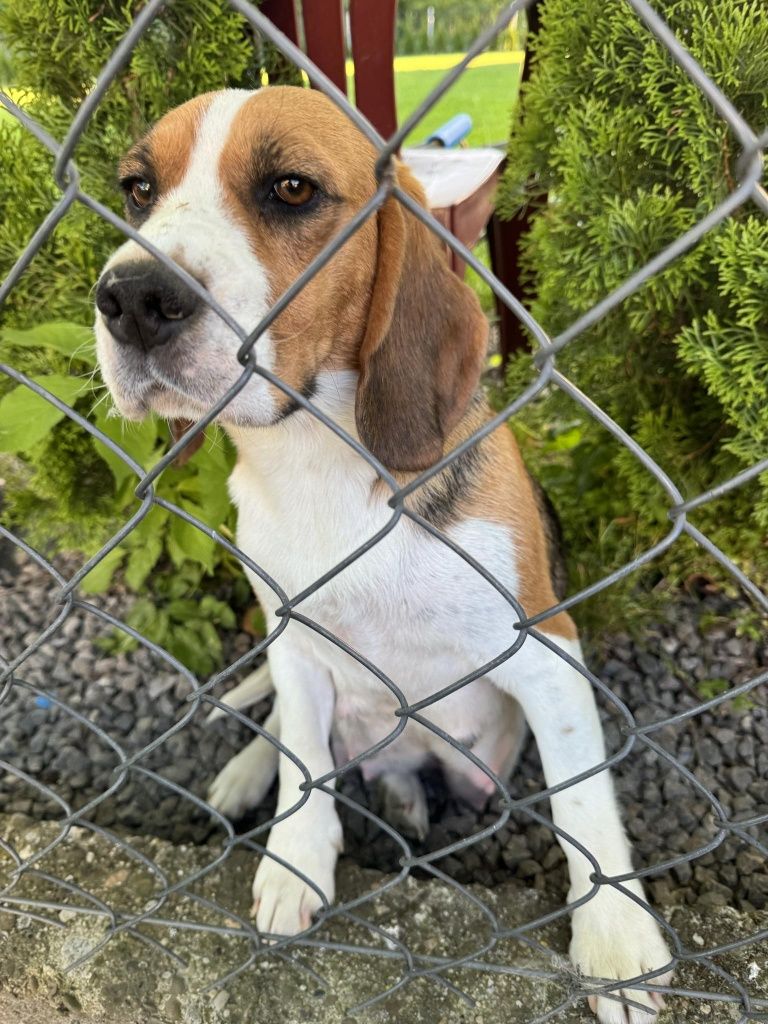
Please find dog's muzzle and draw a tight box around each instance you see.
[96,260,201,352]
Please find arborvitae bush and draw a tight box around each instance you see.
[0,2,290,671]
[497,0,768,630]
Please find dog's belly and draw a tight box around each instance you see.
[329,663,521,801]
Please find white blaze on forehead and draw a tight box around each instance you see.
[175,89,252,203]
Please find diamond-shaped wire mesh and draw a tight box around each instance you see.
[0,1,767,1021]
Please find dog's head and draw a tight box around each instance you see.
[95,87,487,471]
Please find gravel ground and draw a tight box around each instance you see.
[1,543,766,913]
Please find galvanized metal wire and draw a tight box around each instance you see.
[1,1,767,1021]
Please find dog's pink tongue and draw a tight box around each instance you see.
[169,419,205,466]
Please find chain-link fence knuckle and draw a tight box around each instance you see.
[393,639,527,717]
[273,612,415,787]
[517,517,686,627]
[637,667,768,733]
[1,0,766,1018]
[670,457,768,518]
[554,372,685,503]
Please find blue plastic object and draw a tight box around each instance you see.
[34,696,52,709]
[425,113,472,148]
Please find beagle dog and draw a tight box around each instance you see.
[95,87,672,1023]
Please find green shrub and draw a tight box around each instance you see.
[497,0,768,632]
[0,41,13,86]
[0,2,287,673]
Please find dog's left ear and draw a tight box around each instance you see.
[355,163,488,472]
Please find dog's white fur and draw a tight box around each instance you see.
[95,88,672,1023]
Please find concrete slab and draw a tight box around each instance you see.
[0,816,765,1024]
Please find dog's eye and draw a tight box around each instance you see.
[271,177,315,207]
[126,178,153,210]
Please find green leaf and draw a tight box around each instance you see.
[169,476,231,525]
[0,374,87,452]
[78,546,126,594]
[169,622,218,675]
[199,595,237,630]
[91,405,163,487]
[549,427,583,452]
[197,616,225,654]
[124,529,164,591]
[2,321,96,362]
[191,430,235,475]
[167,513,217,574]
[166,598,202,621]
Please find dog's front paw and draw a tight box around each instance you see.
[207,738,278,820]
[571,889,673,1024]
[252,819,341,937]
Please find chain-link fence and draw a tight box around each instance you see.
[1,1,767,1022]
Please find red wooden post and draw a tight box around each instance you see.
[349,0,398,138]
[259,0,300,45]
[303,0,348,97]
[491,0,541,363]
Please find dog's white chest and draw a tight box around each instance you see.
[227,402,523,776]
[229,419,519,655]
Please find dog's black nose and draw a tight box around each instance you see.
[96,261,200,351]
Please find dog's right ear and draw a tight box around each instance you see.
[355,164,488,473]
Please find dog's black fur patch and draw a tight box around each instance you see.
[416,442,486,530]
[273,375,318,423]
[528,473,569,601]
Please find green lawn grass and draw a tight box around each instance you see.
[395,61,522,147]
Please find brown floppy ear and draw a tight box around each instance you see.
[355,164,488,472]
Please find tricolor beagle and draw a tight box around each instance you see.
[95,87,672,1023]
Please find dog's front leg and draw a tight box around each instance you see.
[496,634,673,1023]
[252,635,341,937]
